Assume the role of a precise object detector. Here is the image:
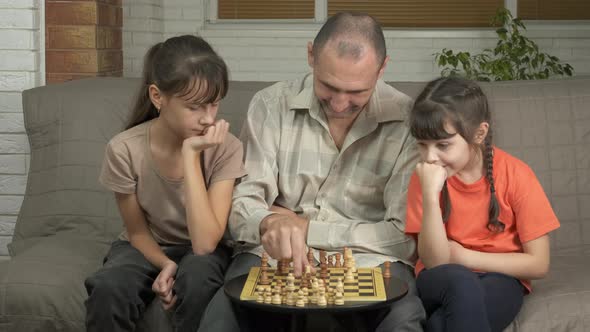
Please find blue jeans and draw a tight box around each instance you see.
[417,264,525,332]
[85,240,230,332]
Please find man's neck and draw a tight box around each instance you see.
[327,113,361,150]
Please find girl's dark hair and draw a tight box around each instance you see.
[409,77,504,233]
[126,35,229,130]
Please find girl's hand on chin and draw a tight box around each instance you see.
[182,119,229,153]
[416,162,448,197]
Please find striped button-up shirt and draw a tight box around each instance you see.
[229,73,419,268]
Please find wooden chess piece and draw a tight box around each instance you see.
[260,269,270,285]
[336,278,344,293]
[256,286,264,303]
[327,287,335,305]
[317,287,327,306]
[335,253,342,268]
[286,291,295,306]
[272,291,282,305]
[345,267,354,282]
[383,261,391,279]
[302,287,309,303]
[307,247,314,265]
[295,290,305,307]
[261,252,268,265]
[334,291,345,305]
[320,257,328,279]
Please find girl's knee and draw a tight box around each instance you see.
[417,264,481,295]
[418,264,471,284]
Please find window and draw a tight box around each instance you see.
[328,1,504,27]
[518,0,590,20]
[218,0,315,20]
[211,0,589,26]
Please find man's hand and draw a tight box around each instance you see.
[269,204,298,218]
[152,260,178,311]
[260,212,311,277]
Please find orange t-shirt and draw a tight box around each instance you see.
[405,147,560,292]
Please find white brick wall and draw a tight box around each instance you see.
[123,0,165,77]
[123,1,590,82]
[0,0,41,258]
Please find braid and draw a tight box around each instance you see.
[485,135,505,233]
[441,181,451,222]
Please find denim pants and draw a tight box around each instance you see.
[198,253,425,332]
[417,264,525,332]
[85,240,230,332]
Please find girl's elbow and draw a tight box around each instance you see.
[421,256,450,269]
[192,244,216,256]
[535,263,550,279]
[529,260,550,279]
[191,238,220,256]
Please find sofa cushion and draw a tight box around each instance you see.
[0,234,108,331]
[505,254,590,331]
[12,78,143,255]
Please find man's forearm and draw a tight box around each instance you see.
[306,217,415,261]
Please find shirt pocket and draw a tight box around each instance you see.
[343,170,388,218]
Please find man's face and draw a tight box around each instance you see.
[308,41,386,121]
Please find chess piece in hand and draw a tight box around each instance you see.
[260,209,311,277]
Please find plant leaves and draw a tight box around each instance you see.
[432,8,574,81]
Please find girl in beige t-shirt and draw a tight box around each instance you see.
[85,35,246,332]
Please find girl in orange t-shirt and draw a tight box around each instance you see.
[405,77,559,332]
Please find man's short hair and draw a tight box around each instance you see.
[312,12,386,65]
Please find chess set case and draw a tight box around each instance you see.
[0,76,588,331]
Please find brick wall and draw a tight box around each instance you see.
[123,0,590,82]
[0,0,41,258]
[46,0,123,83]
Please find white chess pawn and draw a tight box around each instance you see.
[295,290,305,307]
[335,290,345,305]
[317,288,327,306]
[256,287,264,303]
[264,289,272,304]
[327,287,335,305]
[272,292,282,305]
[286,291,295,306]
[336,278,344,293]
[301,287,309,303]
[345,268,354,282]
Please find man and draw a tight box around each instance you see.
[199,12,425,332]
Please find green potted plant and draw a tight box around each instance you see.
[434,8,574,81]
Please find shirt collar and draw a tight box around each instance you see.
[288,73,409,124]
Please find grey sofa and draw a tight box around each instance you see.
[0,76,588,331]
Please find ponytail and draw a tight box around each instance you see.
[441,181,451,222]
[126,42,163,130]
[484,133,505,233]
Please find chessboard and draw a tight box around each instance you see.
[240,266,386,302]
